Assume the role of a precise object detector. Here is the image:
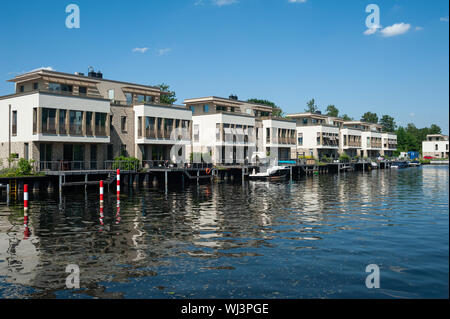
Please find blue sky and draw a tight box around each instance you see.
[0,0,448,133]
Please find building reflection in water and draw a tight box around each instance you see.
[0,166,443,298]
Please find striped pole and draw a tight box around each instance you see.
[99,203,104,226]
[100,180,104,204]
[116,169,120,204]
[116,201,121,225]
[24,211,30,239]
[24,184,28,211]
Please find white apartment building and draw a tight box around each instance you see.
[184,96,296,164]
[286,112,341,160]
[381,132,398,157]
[134,104,192,164]
[0,68,192,169]
[422,134,449,158]
[343,121,383,158]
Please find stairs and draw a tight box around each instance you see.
[9,179,17,201]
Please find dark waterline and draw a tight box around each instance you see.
[0,166,448,299]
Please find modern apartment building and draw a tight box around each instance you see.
[184,96,296,164]
[0,69,193,169]
[343,121,383,158]
[285,112,341,160]
[381,132,398,157]
[422,134,449,158]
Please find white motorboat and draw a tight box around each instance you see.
[249,165,290,181]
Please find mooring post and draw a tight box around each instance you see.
[6,184,10,206]
[290,166,293,182]
[59,174,62,196]
[197,170,199,185]
[24,184,28,211]
[165,170,168,193]
[85,174,88,191]
[181,173,185,188]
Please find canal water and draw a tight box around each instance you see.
[0,166,448,299]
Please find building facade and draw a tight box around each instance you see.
[184,96,296,164]
[0,69,192,169]
[422,134,449,158]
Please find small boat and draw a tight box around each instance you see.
[408,161,421,167]
[249,165,290,181]
[371,162,378,169]
[391,161,408,169]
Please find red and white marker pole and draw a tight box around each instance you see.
[24,184,29,211]
[116,169,120,203]
[100,180,104,204]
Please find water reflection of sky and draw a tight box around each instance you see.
[0,166,448,298]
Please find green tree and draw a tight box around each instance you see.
[380,115,396,132]
[429,124,442,135]
[157,83,177,105]
[341,114,353,121]
[247,98,284,117]
[361,112,378,124]
[247,98,276,108]
[326,105,339,117]
[305,98,319,113]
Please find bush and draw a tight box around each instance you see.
[339,153,350,163]
[321,155,332,163]
[0,158,35,177]
[17,158,33,175]
[113,156,140,170]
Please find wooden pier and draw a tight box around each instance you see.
[1,161,395,203]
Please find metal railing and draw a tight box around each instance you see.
[33,161,102,172]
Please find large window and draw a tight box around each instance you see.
[203,104,209,113]
[194,125,199,142]
[79,86,87,95]
[165,119,174,138]
[157,118,163,138]
[95,113,107,136]
[138,116,142,138]
[125,93,133,105]
[49,83,73,93]
[42,108,57,134]
[145,117,156,138]
[69,110,83,135]
[12,111,17,136]
[121,116,127,132]
[59,109,68,134]
[85,112,93,135]
[33,108,37,134]
[298,133,303,146]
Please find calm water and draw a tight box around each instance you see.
[0,166,448,299]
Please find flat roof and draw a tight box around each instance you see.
[184,96,273,110]
[8,69,163,92]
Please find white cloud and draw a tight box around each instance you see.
[28,66,55,73]
[158,48,172,56]
[410,112,415,118]
[415,26,424,31]
[213,0,237,6]
[364,25,381,35]
[440,16,449,22]
[380,23,411,37]
[194,0,204,5]
[132,47,149,53]
[288,0,307,3]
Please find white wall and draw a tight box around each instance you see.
[361,131,382,150]
[423,141,449,153]
[0,92,111,144]
[296,125,340,149]
[0,93,39,142]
